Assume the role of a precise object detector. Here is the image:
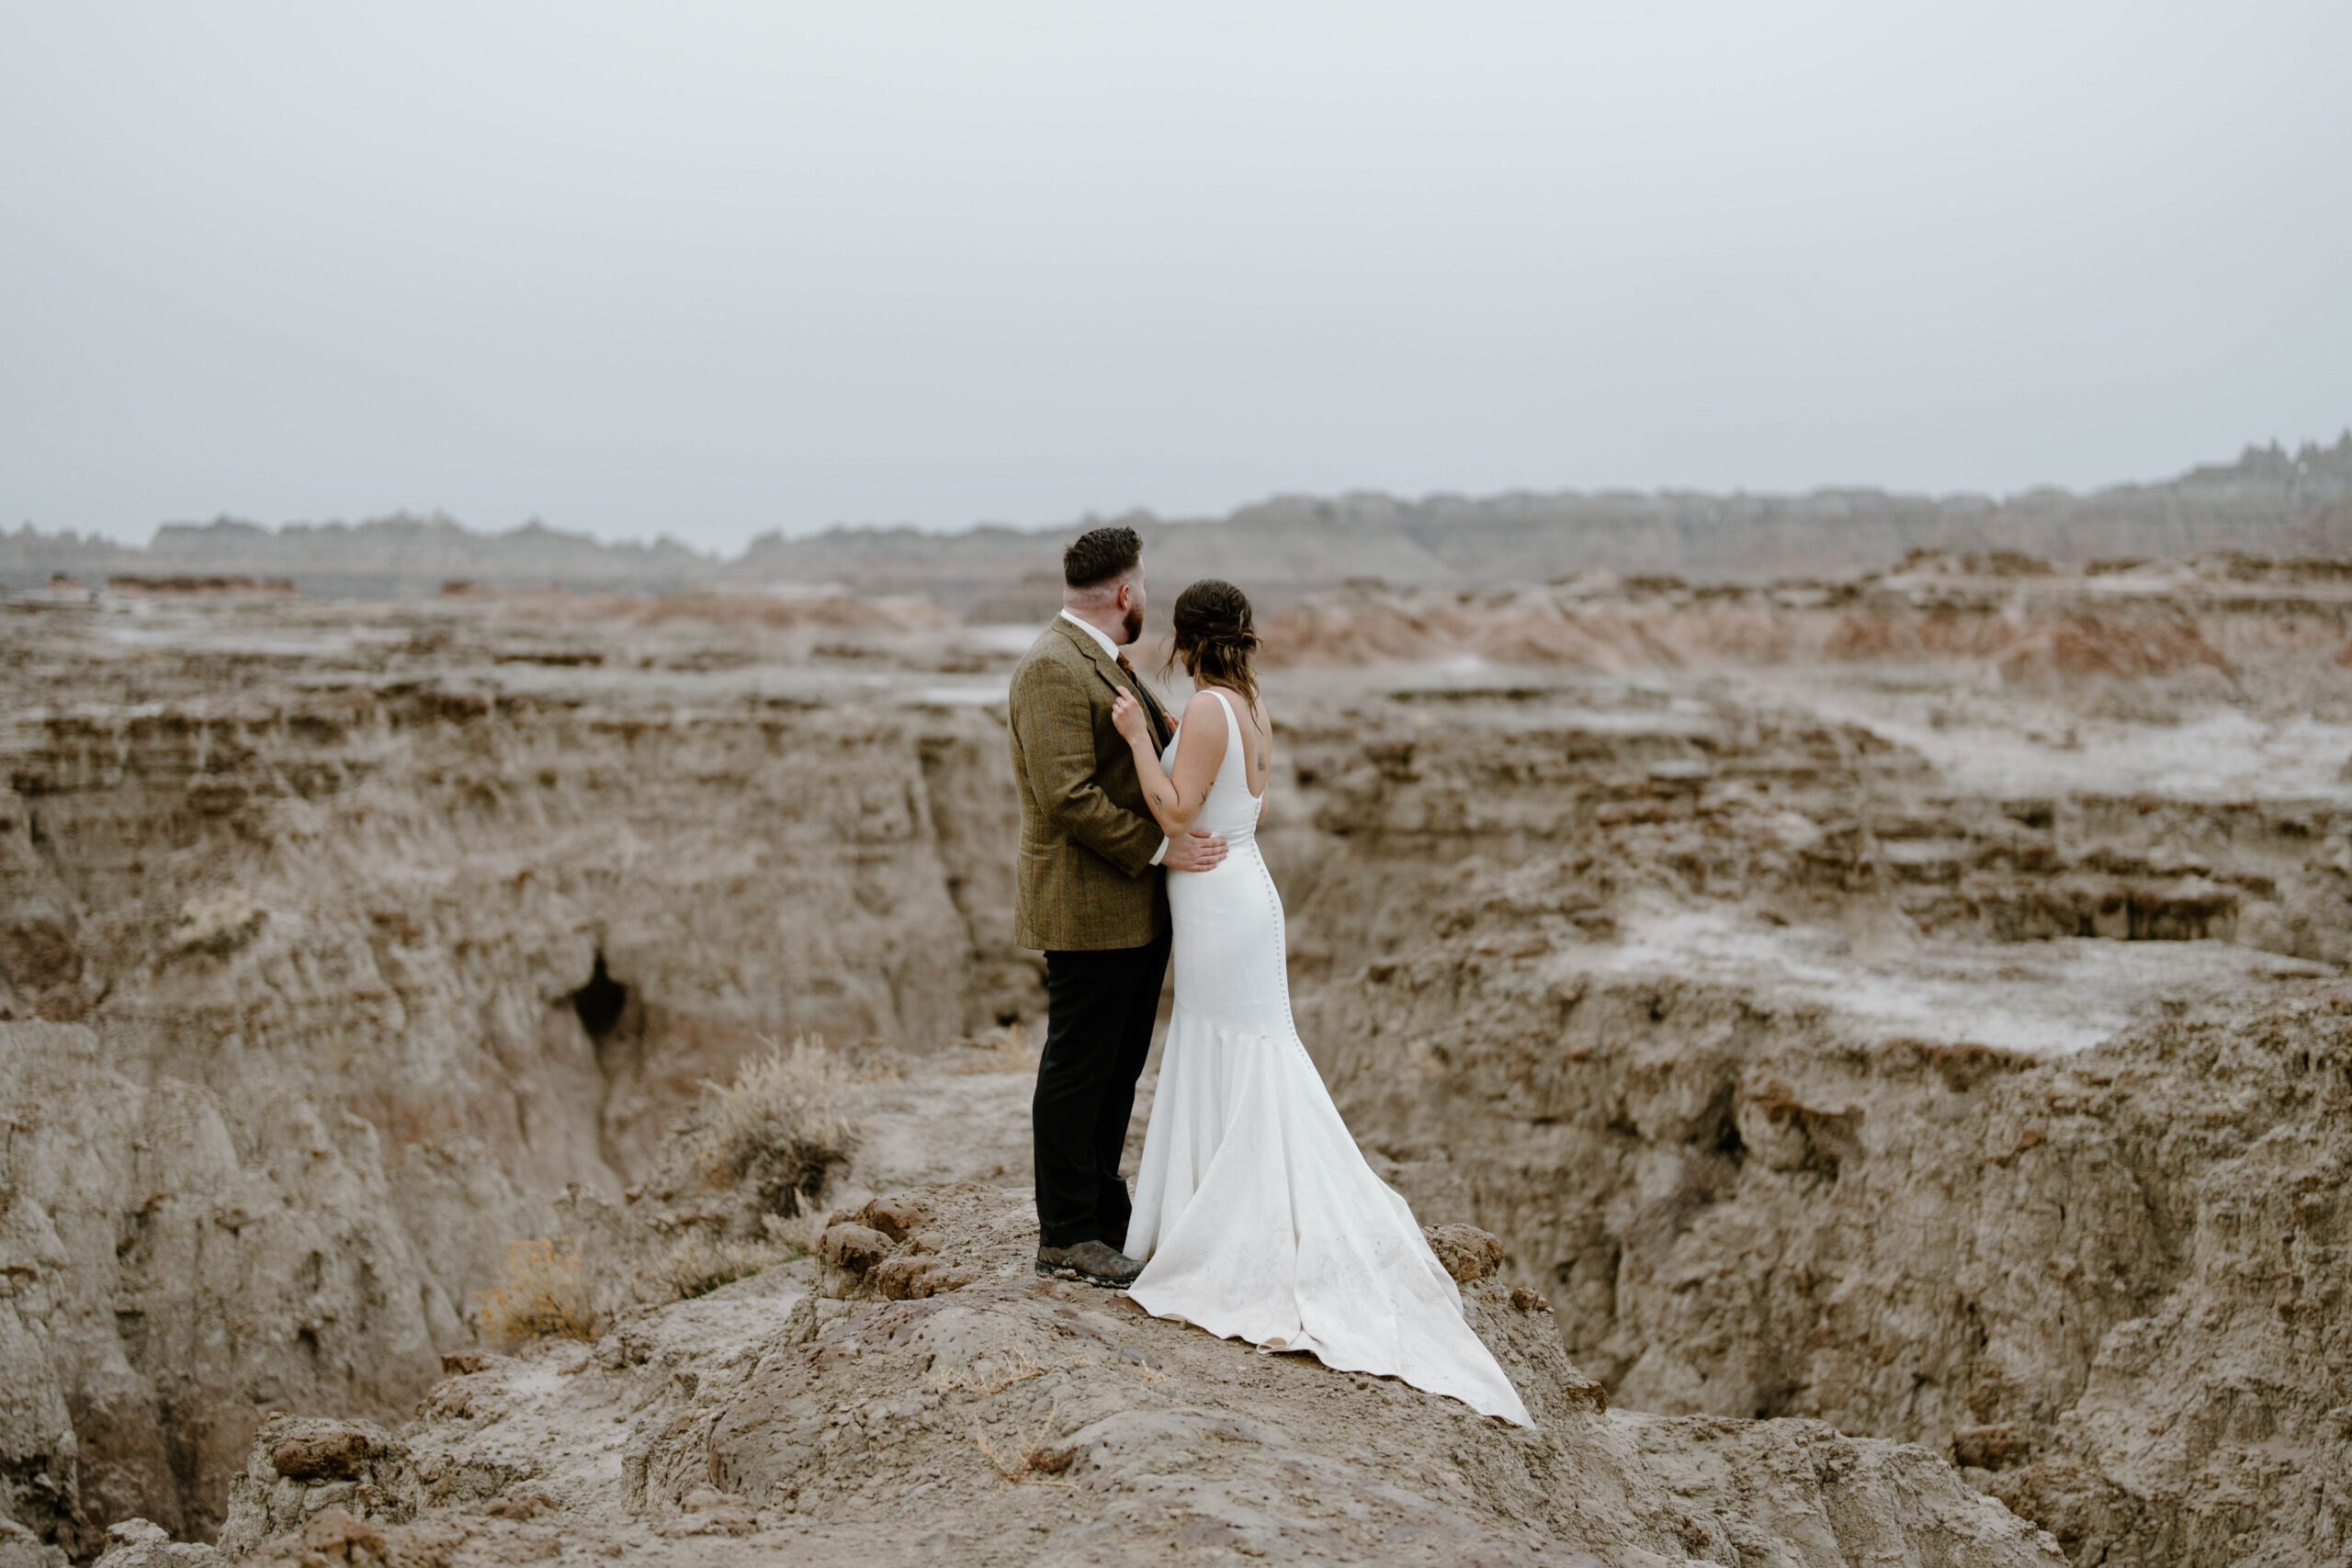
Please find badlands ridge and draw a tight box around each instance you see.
[0,552,2347,1565]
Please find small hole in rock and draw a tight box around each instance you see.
[573,953,628,1040]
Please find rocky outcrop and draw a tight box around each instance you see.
[212,1417,415,1557]
[0,1023,444,1552]
[1312,967,2351,1566]
[186,1185,2059,1567]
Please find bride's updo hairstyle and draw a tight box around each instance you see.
[1168,579,1261,706]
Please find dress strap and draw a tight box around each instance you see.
[1205,687,1239,742]
[1204,689,1260,799]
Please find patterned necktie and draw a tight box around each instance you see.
[1114,653,1166,744]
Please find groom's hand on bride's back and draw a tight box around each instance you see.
[1162,829,1227,873]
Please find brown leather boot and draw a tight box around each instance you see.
[1035,1239,1143,1287]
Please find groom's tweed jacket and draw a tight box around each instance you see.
[1007,617,1174,952]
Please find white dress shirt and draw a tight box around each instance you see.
[1060,609,1170,866]
[1059,607,1118,659]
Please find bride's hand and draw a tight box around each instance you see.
[1110,691,1150,745]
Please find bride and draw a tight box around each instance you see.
[1107,579,1531,1426]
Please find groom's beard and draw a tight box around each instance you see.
[1122,604,1144,645]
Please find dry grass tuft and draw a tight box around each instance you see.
[475,1238,600,1346]
[693,1035,857,1217]
[928,1346,1086,1398]
[972,1400,1076,1484]
[648,1235,793,1303]
[758,1208,829,1256]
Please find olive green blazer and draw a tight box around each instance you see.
[1007,617,1176,952]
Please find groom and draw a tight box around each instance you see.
[1007,525,1227,1286]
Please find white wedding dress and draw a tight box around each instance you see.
[1123,690,1532,1426]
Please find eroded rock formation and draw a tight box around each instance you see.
[0,604,1036,1544]
[3,562,2347,1562]
[1263,640,2350,1564]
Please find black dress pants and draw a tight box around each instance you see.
[1032,929,1170,1251]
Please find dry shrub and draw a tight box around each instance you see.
[759,1207,829,1256]
[693,1036,856,1216]
[648,1235,792,1303]
[930,1345,1062,1397]
[475,1239,599,1346]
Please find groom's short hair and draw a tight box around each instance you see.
[1064,525,1141,590]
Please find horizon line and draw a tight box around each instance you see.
[14,432,2350,557]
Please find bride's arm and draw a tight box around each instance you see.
[1111,691,1227,837]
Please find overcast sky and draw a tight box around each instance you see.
[3,3,2347,551]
